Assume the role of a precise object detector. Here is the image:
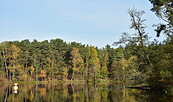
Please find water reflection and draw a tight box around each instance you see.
[0,83,172,102]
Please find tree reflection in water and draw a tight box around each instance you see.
[0,83,172,102]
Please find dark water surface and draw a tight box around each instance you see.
[0,83,172,102]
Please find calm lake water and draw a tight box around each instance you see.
[0,83,172,102]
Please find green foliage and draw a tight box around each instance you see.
[149,0,173,36]
[89,46,100,68]
[70,47,84,80]
[88,46,100,81]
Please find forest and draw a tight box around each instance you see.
[0,0,172,91]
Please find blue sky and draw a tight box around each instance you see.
[0,0,164,47]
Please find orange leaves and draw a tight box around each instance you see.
[39,70,46,78]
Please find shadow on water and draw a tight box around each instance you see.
[0,83,172,102]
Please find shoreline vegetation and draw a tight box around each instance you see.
[0,79,111,85]
[0,0,173,94]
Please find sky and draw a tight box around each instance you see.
[0,0,165,48]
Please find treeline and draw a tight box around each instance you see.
[0,39,116,82]
[0,35,172,85]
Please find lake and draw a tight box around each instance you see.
[0,83,172,102]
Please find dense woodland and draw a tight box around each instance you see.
[0,0,172,91]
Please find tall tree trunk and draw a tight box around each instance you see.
[2,48,8,78]
[85,66,88,81]
[9,73,11,82]
[71,70,74,81]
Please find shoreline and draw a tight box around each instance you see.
[0,79,110,85]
